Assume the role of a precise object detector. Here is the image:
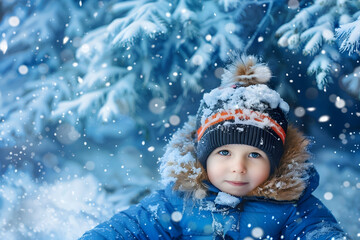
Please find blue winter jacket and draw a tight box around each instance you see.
[78,170,346,239]
[79,120,349,240]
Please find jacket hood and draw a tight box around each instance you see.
[159,116,315,201]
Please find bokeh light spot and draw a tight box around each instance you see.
[169,115,180,126]
[171,211,182,222]
[318,115,330,123]
[9,16,20,27]
[149,98,165,114]
[251,227,264,238]
[294,107,305,117]
[324,192,333,200]
[18,65,28,75]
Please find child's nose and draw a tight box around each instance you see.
[231,158,247,174]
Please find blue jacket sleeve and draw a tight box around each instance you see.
[78,190,182,240]
[282,194,350,239]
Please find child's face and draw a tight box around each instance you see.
[206,144,270,197]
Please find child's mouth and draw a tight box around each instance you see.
[225,181,248,186]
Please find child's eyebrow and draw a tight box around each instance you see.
[248,147,263,153]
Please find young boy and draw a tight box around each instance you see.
[79,55,350,239]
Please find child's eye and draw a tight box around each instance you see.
[218,150,230,156]
[249,152,261,158]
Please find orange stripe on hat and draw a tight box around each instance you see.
[196,109,286,144]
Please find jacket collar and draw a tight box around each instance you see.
[204,180,301,206]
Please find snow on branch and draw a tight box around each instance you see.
[0,0,119,146]
[0,67,76,147]
[69,0,260,126]
[0,0,304,146]
[340,66,360,100]
[52,89,105,119]
[276,0,360,90]
[107,1,170,46]
[80,66,127,90]
[301,21,334,56]
[336,17,360,53]
[307,54,333,90]
[98,73,138,122]
[276,2,324,44]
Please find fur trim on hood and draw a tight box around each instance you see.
[159,116,312,201]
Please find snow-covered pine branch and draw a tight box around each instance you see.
[301,8,336,55]
[336,16,360,53]
[275,0,359,90]
[52,89,105,119]
[107,1,170,47]
[340,66,360,100]
[68,0,253,126]
[307,54,333,90]
[80,66,127,90]
[276,2,324,47]
[0,0,117,146]
[98,73,138,122]
[0,1,67,86]
[0,64,77,147]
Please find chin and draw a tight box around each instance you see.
[227,190,248,197]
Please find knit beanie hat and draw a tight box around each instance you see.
[195,55,289,175]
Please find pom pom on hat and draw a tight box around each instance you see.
[221,55,272,87]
